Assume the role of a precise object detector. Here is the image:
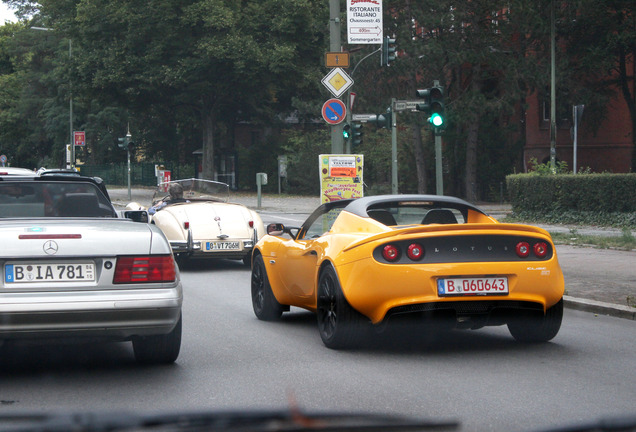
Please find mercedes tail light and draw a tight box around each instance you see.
[114,256,176,284]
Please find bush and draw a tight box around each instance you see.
[506,172,636,227]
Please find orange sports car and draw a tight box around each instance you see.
[250,195,564,349]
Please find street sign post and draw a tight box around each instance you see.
[74,131,85,146]
[325,52,350,68]
[346,0,383,44]
[352,114,377,122]
[321,68,354,98]
[322,99,347,125]
[394,100,422,112]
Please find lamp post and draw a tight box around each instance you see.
[31,27,73,169]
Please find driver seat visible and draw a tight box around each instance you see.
[368,209,397,226]
[422,209,457,225]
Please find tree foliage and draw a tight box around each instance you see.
[0,0,632,194]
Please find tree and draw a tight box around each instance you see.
[561,0,636,172]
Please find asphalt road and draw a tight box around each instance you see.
[0,259,635,432]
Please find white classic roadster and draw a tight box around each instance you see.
[131,179,265,266]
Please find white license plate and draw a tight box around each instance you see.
[5,262,95,284]
[437,277,508,296]
[206,241,240,251]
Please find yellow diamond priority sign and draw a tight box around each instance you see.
[321,68,354,98]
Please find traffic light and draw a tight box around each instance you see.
[428,85,445,128]
[415,85,446,129]
[368,110,392,130]
[381,36,397,66]
[343,124,351,141]
[351,123,363,147]
[118,132,134,150]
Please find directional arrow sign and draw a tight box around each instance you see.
[394,100,422,112]
[347,0,383,44]
[352,114,377,122]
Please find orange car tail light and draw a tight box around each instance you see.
[406,243,425,261]
[114,256,176,284]
[515,242,531,258]
[533,242,548,258]
[382,244,401,262]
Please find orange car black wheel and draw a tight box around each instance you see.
[316,266,366,349]
[251,254,284,321]
[507,298,563,343]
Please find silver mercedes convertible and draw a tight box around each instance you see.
[0,174,182,364]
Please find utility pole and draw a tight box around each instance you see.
[550,0,557,172]
[329,0,344,153]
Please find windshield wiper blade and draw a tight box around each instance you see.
[0,410,459,432]
[530,415,636,432]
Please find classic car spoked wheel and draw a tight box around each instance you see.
[132,315,182,364]
[317,266,366,349]
[251,254,284,321]
[507,298,563,343]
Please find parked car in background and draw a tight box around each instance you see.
[36,167,80,176]
[0,174,182,364]
[128,179,264,266]
[251,195,564,349]
[0,167,36,176]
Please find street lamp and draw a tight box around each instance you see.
[31,27,73,169]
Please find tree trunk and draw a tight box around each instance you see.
[465,65,481,202]
[201,110,215,180]
[411,122,427,194]
[465,118,479,201]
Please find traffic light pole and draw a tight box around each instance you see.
[435,132,443,195]
[390,98,398,194]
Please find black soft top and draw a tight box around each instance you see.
[343,194,487,218]
[0,174,111,201]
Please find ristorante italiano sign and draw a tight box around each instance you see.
[347,0,383,44]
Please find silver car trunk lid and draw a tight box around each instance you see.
[0,219,155,258]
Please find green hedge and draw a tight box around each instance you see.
[506,173,636,227]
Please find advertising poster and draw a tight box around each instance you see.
[319,154,364,204]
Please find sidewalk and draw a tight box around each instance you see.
[109,188,636,320]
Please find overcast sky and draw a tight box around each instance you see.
[1,3,17,23]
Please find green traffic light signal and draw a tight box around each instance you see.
[429,112,444,127]
[343,124,351,140]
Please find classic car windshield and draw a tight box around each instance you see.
[153,179,230,204]
[0,181,116,218]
